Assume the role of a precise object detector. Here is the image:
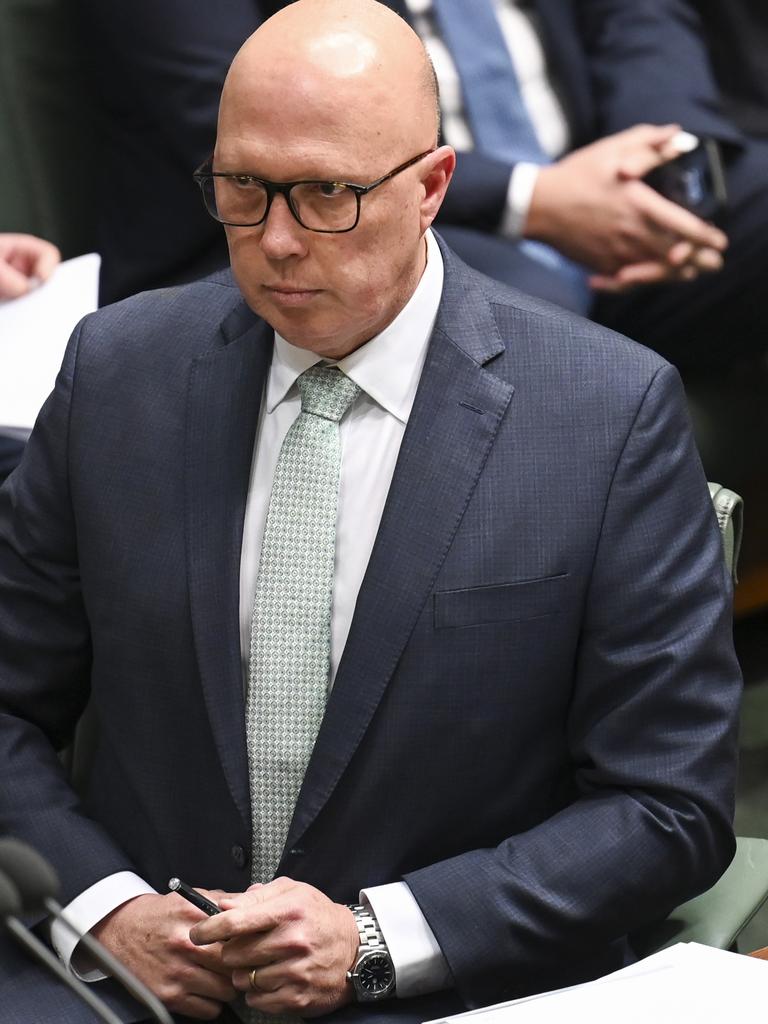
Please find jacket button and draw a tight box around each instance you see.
[231,844,248,869]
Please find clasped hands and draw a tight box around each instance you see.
[93,878,359,1021]
[526,123,729,292]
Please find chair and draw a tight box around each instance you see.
[632,837,768,956]
[632,483,768,958]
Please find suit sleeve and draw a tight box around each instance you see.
[0,321,136,903]
[404,363,740,1006]
[574,0,743,147]
[436,151,516,232]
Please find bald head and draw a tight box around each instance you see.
[212,0,455,360]
[219,0,439,156]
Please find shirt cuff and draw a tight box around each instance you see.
[51,872,157,982]
[360,881,452,998]
[500,162,542,238]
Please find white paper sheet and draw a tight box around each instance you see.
[423,944,768,1024]
[0,252,100,431]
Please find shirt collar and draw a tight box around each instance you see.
[266,230,444,424]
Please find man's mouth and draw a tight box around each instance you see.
[264,284,322,305]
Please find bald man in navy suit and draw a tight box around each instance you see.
[0,4,741,1021]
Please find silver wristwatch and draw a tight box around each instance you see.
[345,903,396,1002]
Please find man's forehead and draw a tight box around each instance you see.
[216,80,401,181]
[213,132,381,181]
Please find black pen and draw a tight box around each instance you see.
[168,877,220,916]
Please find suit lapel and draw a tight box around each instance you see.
[285,245,515,853]
[185,305,272,830]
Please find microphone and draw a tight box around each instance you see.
[0,867,21,916]
[0,865,123,1024]
[0,839,173,1024]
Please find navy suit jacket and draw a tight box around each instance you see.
[0,240,741,1022]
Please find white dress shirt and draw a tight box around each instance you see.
[405,0,570,235]
[53,230,451,996]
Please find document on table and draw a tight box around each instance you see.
[424,943,768,1024]
[0,252,100,432]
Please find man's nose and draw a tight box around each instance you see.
[259,193,309,259]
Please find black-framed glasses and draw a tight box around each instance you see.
[192,149,435,233]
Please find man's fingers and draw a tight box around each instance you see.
[188,941,241,977]
[29,239,61,281]
[666,240,695,267]
[193,876,299,945]
[691,247,724,272]
[232,962,288,994]
[0,261,31,299]
[589,261,673,292]
[667,241,723,271]
[199,972,238,1003]
[0,234,61,295]
[634,184,728,248]
[151,954,236,1018]
[190,903,276,946]
[614,123,682,179]
[223,942,277,970]
[591,256,715,293]
[174,962,237,1002]
[167,993,228,1021]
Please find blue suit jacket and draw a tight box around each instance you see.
[0,239,741,1021]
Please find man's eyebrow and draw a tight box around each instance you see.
[211,165,355,182]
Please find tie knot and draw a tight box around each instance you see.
[297,364,361,422]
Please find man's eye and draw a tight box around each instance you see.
[232,175,258,188]
[312,182,349,199]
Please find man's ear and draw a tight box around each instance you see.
[419,146,456,231]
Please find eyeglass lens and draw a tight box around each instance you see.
[206,176,359,230]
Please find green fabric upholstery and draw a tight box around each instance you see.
[632,836,768,956]
[708,482,744,583]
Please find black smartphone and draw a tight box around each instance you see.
[646,135,728,221]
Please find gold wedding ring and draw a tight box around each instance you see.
[249,968,260,991]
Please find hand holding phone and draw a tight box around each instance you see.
[646,131,727,220]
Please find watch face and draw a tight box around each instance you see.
[358,951,395,996]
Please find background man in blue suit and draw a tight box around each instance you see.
[0,2,742,1021]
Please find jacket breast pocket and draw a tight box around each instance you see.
[433,574,569,630]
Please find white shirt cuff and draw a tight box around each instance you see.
[360,881,452,997]
[501,162,542,238]
[51,871,157,981]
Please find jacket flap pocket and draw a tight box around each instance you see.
[434,574,568,629]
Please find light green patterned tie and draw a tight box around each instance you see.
[247,363,361,887]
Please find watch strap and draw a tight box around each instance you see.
[347,903,386,951]
[346,903,396,1000]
